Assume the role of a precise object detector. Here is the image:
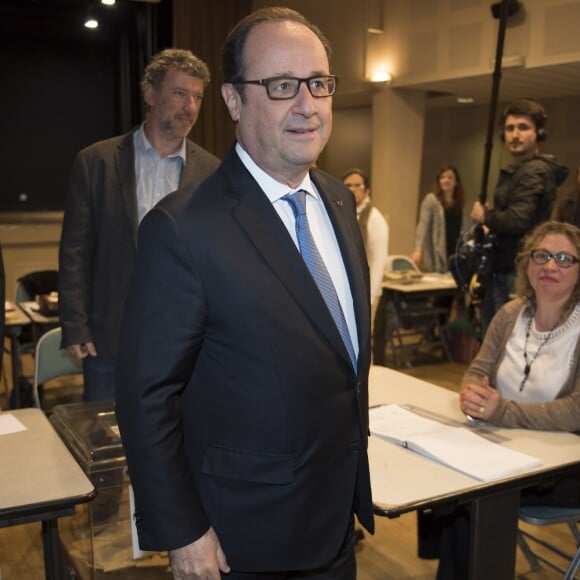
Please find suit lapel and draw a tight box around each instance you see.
[116,131,139,244]
[179,140,197,187]
[313,171,371,369]
[222,151,367,371]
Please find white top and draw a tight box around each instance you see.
[496,304,580,402]
[234,143,358,353]
[357,199,389,307]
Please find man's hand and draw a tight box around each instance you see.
[66,342,97,359]
[470,201,486,223]
[170,527,230,580]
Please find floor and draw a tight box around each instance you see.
[0,349,577,579]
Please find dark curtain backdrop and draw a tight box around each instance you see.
[173,0,252,159]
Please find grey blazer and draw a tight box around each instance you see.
[59,128,220,358]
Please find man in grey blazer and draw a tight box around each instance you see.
[59,48,220,401]
[116,7,374,580]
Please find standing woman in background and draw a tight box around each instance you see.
[411,165,466,273]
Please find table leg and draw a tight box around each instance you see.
[468,488,520,580]
[41,518,62,580]
[9,333,21,408]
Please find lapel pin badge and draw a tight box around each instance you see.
[336,200,343,206]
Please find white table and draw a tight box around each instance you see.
[374,273,457,365]
[382,272,457,295]
[18,300,60,326]
[368,365,580,579]
[0,408,95,579]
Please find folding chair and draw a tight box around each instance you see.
[33,327,83,410]
[517,505,580,579]
[383,256,451,367]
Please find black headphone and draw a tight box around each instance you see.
[499,98,547,142]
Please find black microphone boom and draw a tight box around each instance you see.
[479,0,521,204]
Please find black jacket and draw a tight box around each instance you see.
[485,154,568,273]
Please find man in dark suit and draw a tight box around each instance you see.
[116,7,374,580]
[59,48,220,401]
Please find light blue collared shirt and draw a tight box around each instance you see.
[235,143,359,356]
[133,123,186,223]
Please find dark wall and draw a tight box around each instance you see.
[0,0,172,212]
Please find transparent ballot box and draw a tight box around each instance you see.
[50,401,171,579]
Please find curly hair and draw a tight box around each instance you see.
[514,220,580,317]
[141,48,210,93]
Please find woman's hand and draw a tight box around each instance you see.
[410,250,422,265]
[459,376,500,421]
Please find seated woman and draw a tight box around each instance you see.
[419,220,580,579]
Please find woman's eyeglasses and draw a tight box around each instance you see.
[530,249,579,268]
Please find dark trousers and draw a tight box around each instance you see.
[222,518,356,580]
[481,272,515,336]
[82,355,116,401]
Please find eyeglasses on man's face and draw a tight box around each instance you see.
[344,183,367,190]
[530,249,580,269]
[236,75,338,100]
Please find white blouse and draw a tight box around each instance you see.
[496,304,580,402]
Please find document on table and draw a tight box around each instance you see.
[0,413,27,435]
[369,404,542,481]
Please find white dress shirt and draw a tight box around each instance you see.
[235,143,359,355]
[134,123,186,223]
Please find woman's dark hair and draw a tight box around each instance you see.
[433,165,465,212]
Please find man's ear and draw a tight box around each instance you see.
[221,84,241,122]
[143,83,156,108]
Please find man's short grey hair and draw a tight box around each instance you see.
[141,48,211,93]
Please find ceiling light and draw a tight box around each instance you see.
[101,0,116,5]
[457,97,474,104]
[84,18,99,29]
[370,70,392,84]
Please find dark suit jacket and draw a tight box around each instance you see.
[116,146,375,572]
[59,128,220,358]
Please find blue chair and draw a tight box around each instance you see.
[33,327,83,410]
[517,505,580,579]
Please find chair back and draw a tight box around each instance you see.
[386,255,420,272]
[33,327,82,409]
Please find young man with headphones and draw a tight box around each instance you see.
[470,98,568,333]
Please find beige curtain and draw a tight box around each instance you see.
[173,0,252,159]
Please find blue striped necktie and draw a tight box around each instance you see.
[284,190,357,370]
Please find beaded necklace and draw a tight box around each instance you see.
[519,310,561,392]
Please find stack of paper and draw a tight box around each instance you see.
[370,404,542,481]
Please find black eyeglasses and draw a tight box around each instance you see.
[530,249,579,268]
[236,75,338,100]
